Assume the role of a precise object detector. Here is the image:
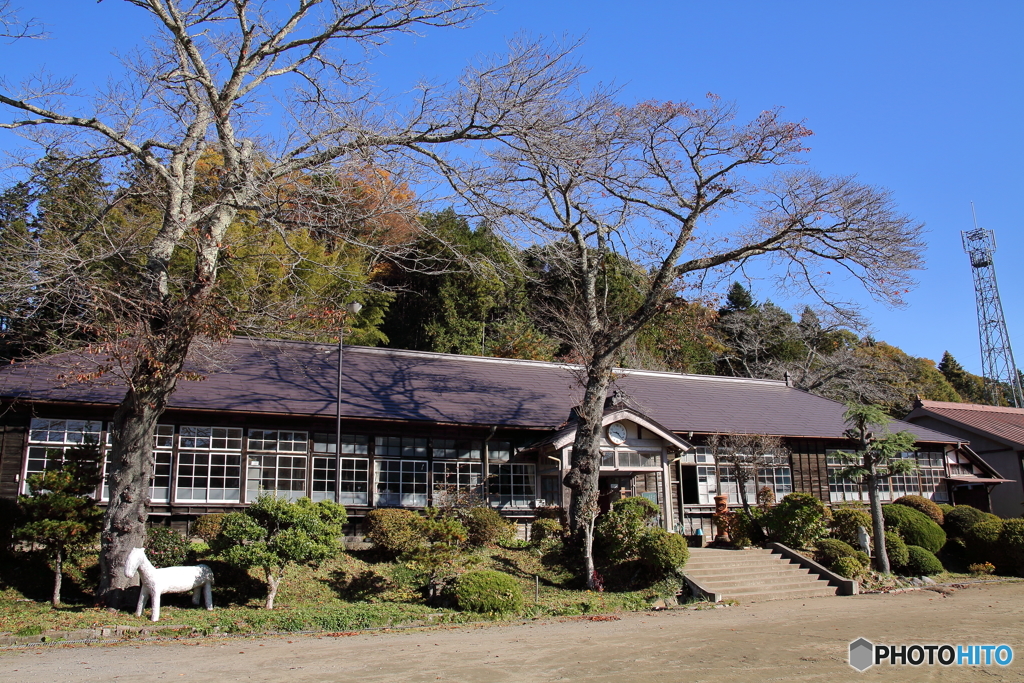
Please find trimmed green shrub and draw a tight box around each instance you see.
[944,505,987,539]
[637,529,689,576]
[463,507,515,547]
[885,531,910,572]
[937,503,955,515]
[191,513,226,543]
[813,539,863,569]
[998,518,1024,576]
[832,556,867,579]
[765,493,832,549]
[729,508,769,548]
[146,526,191,567]
[830,508,872,547]
[215,496,347,609]
[965,517,1004,565]
[904,545,943,576]
[882,504,946,554]
[365,508,425,559]
[595,496,660,562]
[892,496,944,526]
[452,570,523,614]
[530,518,563,544]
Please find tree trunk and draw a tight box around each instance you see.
[735,465,766,544]
[52,549,63,608]
[265,570,282,610]
[866,467,890,574]
[563,357,614,589]
[97,333,193,607]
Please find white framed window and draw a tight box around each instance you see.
[310,434,369,503]
[29,418,102,445]
[600,448,661,469]
[487,441,512,462]
[489,463,536,509]
[696,464,718,504]
[176,452,242,502]
[154,424,174,449]
[246,453,307,502]
[375,460,428,506]
[717,466,757,505]
[758,466,792,499]
[617,450,661,468]
[100,425,174,502]
[150,450,173,502]
[433,439,482,460]
[174,425,242,502]
[24,419,104,493]
[676,446,715,465]
[180,426,242,450]
[432,461,483,503]
[375,436,427,458]
[248,430,308,453]
[337,458,370,505]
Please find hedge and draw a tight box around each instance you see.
[882,504,946,554]
[452,570,524,614]
[999,519,1024,576]
[904,545,943,576]
[830,508,872,548]
[885,530,909,572]
[892,496,944,526]
[814,539,867,572]
[944,505,988,539]
[638,529,689,576]
[365,509,425,559]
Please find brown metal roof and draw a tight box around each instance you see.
[0,338,961,443]
[906,400,1024,450]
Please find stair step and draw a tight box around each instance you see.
[684,567,812,579]
[725,587,838,603]
[705,579,833,593]
[696,576,828,590]
[683,548,844,603]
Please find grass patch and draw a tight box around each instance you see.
[0,543,675,637]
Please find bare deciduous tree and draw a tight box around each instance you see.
[0,1,44,40]
[436,91,925,585]
[705,432,789,542]
[0,1,580,605]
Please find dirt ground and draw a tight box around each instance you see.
[2,582,1023,683]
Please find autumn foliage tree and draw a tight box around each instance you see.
[0,1,582,606]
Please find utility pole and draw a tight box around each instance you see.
[962,212,1023,407]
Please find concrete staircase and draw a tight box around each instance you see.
[684,547,840,603]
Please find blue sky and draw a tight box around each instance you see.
[2,1,1022,374]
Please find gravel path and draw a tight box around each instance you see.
[2,582,1022,682]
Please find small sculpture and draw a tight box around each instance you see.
[124,547,214,622]
[857,525,872,555]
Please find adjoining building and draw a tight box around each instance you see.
[905,399,1024,518]
[0,338,1006,537]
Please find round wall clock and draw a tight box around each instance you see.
[607,422,628,445]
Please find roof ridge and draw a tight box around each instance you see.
[234,336,789,387]
[920,400,1024,415]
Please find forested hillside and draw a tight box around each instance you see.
[0,160,999,417]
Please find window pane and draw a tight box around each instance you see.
[375,460,428,507]
[488,464,536,509]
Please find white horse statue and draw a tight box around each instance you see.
[124,547,214,622]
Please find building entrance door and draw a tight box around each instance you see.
[598,475,634,514]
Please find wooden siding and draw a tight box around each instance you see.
[788,439,829,502]
[0,425,26,500]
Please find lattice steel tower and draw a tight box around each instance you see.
[962,225,1024,407]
